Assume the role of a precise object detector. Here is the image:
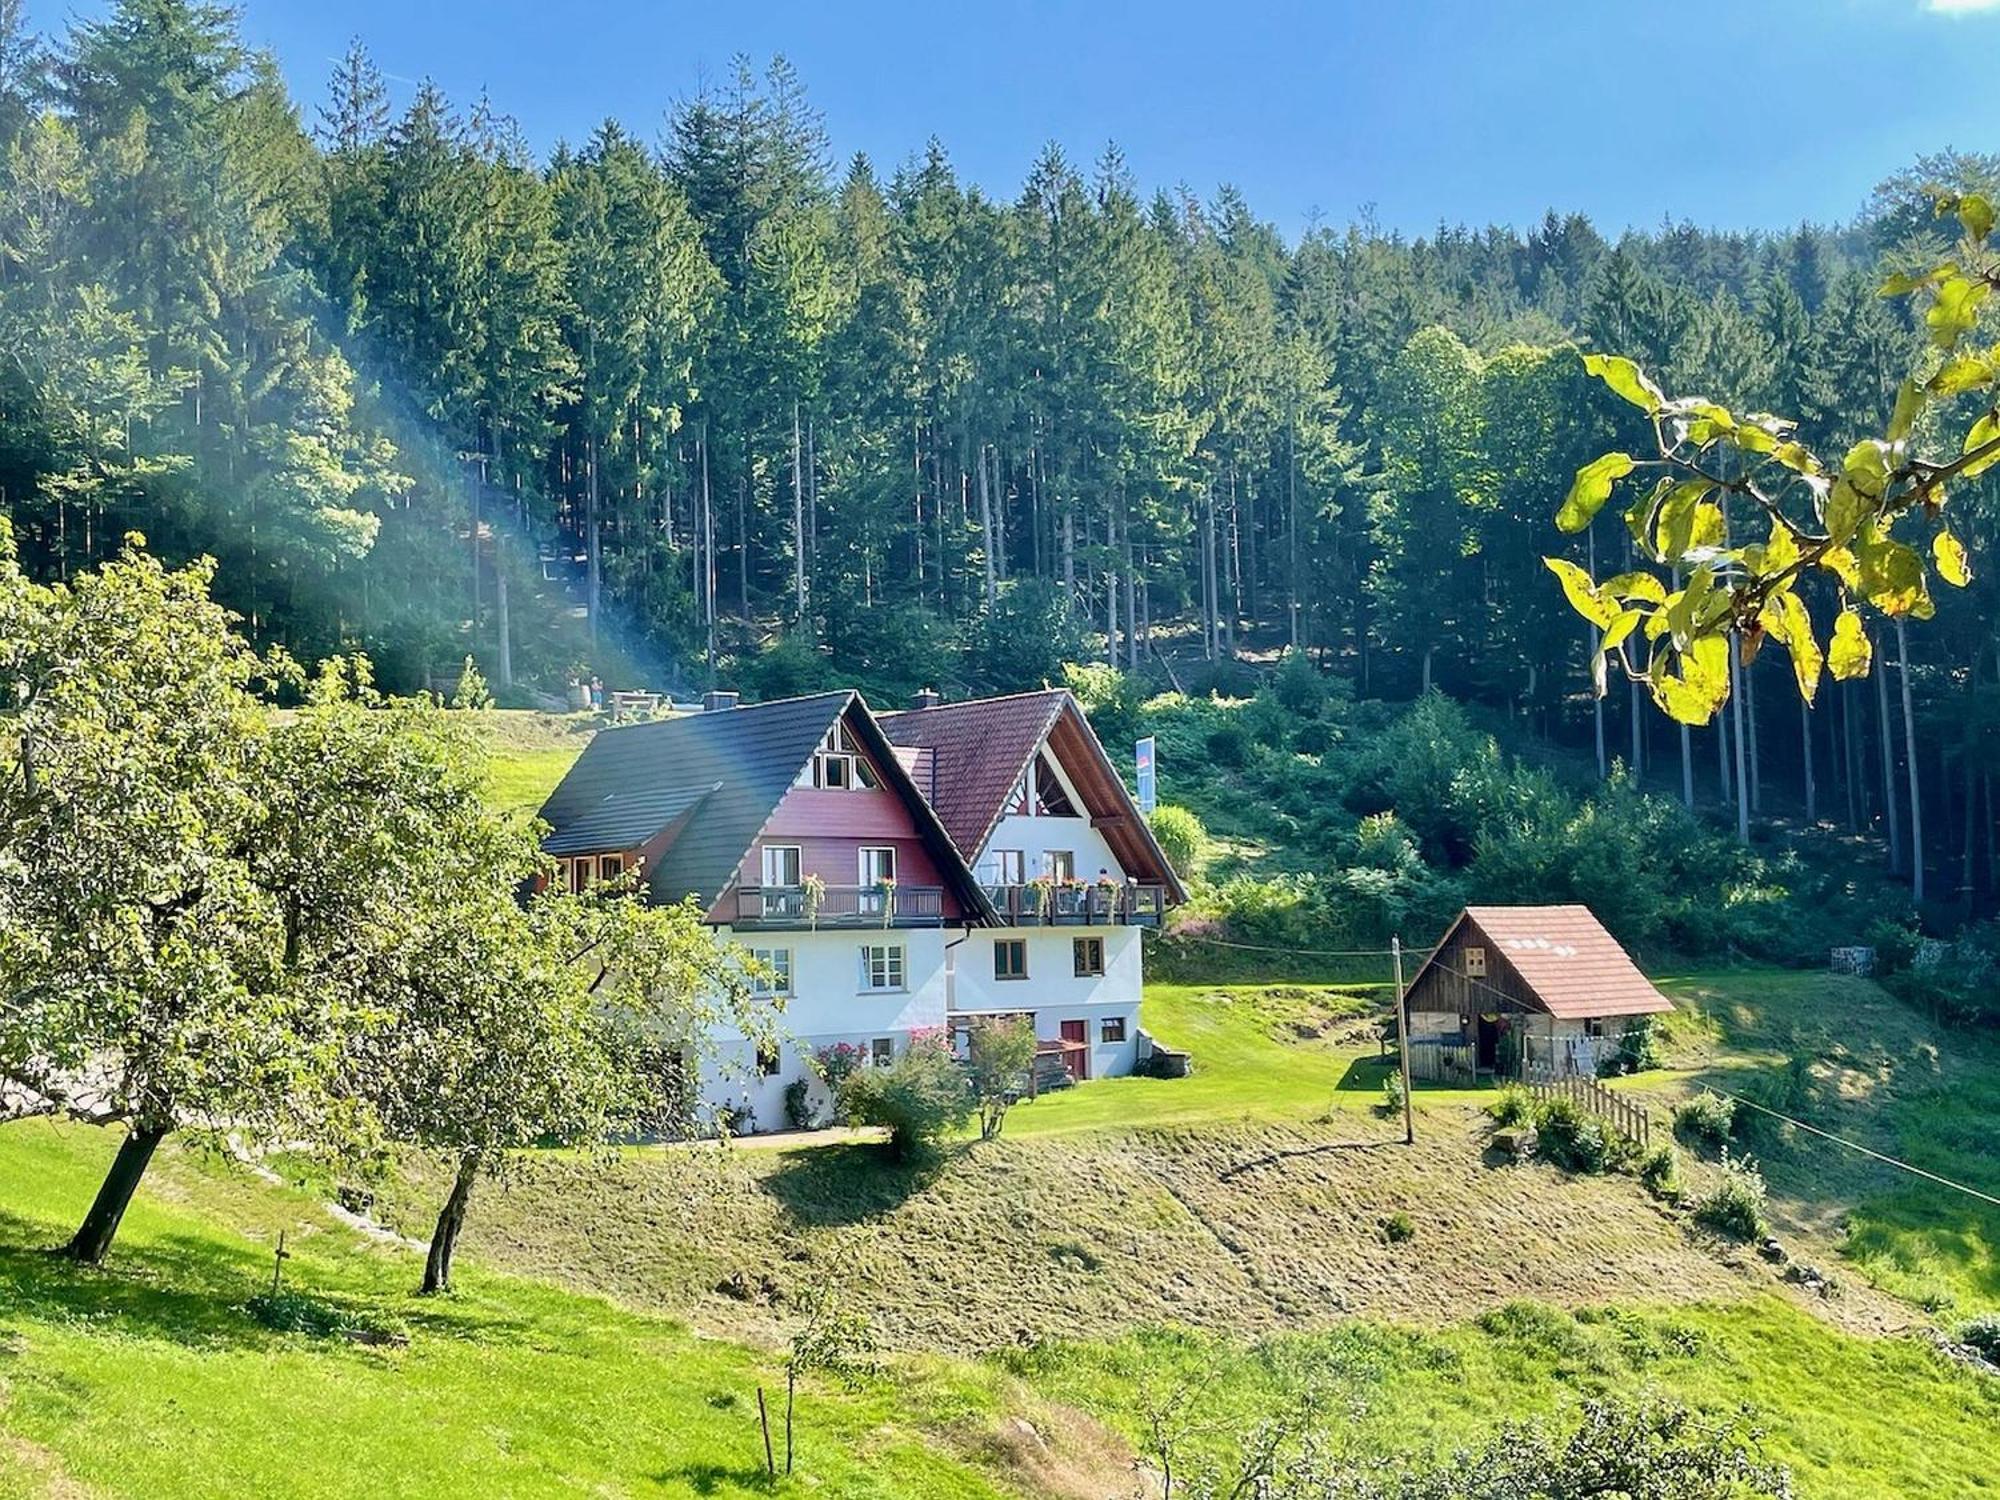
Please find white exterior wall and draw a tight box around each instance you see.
[949,924,1143,1079]
[976,809,1122,884]
[699,926,951,1132]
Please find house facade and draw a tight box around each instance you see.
[534,687,1182,1132]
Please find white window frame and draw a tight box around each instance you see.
[598,854,624,882]
[858,845,897,885]
[860,943,907,992]
[750,946,793,997]
[870,1036,895,1066]
[761,844,802,888]
[1045,849,1076,882]
[989,849,1026,885]
[1101,1015,1127,1044]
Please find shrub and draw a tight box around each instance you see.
[1205,721,1251,768]
[1693,1151,1768,1240]
[247,1291,406,1342]
[1381,1211,1416,1245]
[1637,1143,1680,1200]
[1488,1084,1532,1128]
[1148,804,1208,881]
[1673,1090,1735,1151]
[1615,1019,1663,1074]
[1534,1096,1610,1174]
[1272,648,1328,717]
[1958,1314,2000,1366]
[965,1016,1037,1139]
[782,1077,816,1131]
[1380,1070,1406,1117]
[838,1032,970,1161]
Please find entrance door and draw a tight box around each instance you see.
[1059,1019,1090,1081]
[1476,1013,1500,1072]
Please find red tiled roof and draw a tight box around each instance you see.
[1417,905,1674,1020]
[878,690,1068,860]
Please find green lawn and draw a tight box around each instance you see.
[0,1122,1069,1500]
[463,709,594,817]
[1002,981,1486,1137]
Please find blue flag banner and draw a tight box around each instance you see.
[1135,736,1156,815]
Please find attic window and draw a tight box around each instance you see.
[801,722,882,790]
[1465,946,1488,979]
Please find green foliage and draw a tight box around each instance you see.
[1693,1151,1769,1241]
[1379,1070,1406,1117]
[245,1290,407,1343]
[1148,804,1208,881]
[965,1016,1036,1140]
[838,1033,970,1162]
[1380,1211,1416,1246]
[1532,1096,1611,1174]
[1959,1314,2000,1366]
[1487,1086,1532,1128]
[1673,1091,1737,1151]
[1637,1144,1681,1200]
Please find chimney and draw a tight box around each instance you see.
[912,688,941,711]
[702,689,740,713]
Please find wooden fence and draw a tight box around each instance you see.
[1407,1037,1475,1084]
[1524,1070,1652,1150]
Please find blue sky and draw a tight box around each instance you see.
[30,0,2000,239]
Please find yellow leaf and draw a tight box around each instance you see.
[1759,591,1821,705]
[1935,527,1971,587]
[1582,353,1664,415]
[1817,545,1860,589]
[1964,411,2000,480]
[1602,608,1643,654]
[1600,571,1668,604]
[1829,609,1872,680]
[1557,452,1637,533]
[1544,556,1619,629]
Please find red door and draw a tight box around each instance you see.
[1059,1020,1090,1081]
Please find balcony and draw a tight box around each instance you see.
[733,883,945,929]
[981,881,1166,927]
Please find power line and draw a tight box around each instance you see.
[1149,932,1396,960]
[1706,1087,2000,1211]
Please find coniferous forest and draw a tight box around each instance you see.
[5,1,2000,915]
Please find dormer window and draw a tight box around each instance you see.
[797,722,882,791]
[1007,752,1079,817]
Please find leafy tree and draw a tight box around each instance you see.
[838,1030,968,1161]
[1149,804,1208,880]
[964,1016,1035,1139]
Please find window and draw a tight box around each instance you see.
[1046,849,1075,882]
[995,939,1027,981]
[870,1036,895,1066]
[1101,1016,1127,1044]
[858,846,897,885]
[755,1041,782,1077]
[1584,1018,1607,1039]
[568,858,589,895]
[598,854,624,883]
[990,849,1025,885]
[799,722,882,790]
[1464,945,1488,979]
[761,844,802,888]
[750,947,793,997]
[1073,937,1105,977]
[860,944,906,991]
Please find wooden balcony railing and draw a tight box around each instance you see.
[733,884,945,928]
[980,881,1167,927]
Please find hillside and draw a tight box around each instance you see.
[6,970,1996,1498]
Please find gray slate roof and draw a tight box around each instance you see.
[536,691,854,908]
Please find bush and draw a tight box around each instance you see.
[1693,1150,1768,1240]
[1637,1143,1680,1199]
[1205,721,1251,768]
[1673,1090,1735,1151]
[1488,1084,1532,1128]
[1534,1096,1610,1174]
[1614,1019,1662,1074]
[1958,1314,2000,1366]
[247,1290,406,1342]
[965,1016,1037,1139]
[1380,1070,1406,1117]
[1272,648,1328,717]
[1148,804,1207,881]
[838,1032,970,1161]
[1381,1211,1416,1245]
[782,1077,816,1131]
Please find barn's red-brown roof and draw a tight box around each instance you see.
[1415,904,1673,1020]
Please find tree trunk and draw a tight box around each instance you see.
[1897,619,1923,904]
[66,1122,167,1265]
[1876,636,1903,874]
[1800,690,1817,824]
[792,402,807,622]
[585,432,602,642]
[977,443,997,608]
[421,1149,482,1295]
[1729,637,1750,843]
[1745,660,1763,813]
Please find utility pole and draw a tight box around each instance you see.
[1392,936,1414,1146]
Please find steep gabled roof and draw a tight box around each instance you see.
[880,689,1187,902]
[537,692,851,910]
[535,690,995,922]
[1409,905,1674,1020]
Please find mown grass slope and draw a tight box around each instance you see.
[0,1123,1126,1500]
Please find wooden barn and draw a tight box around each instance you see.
[1400,905,1673,1082]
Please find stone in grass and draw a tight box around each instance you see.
[1492,1126,1539,1159]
